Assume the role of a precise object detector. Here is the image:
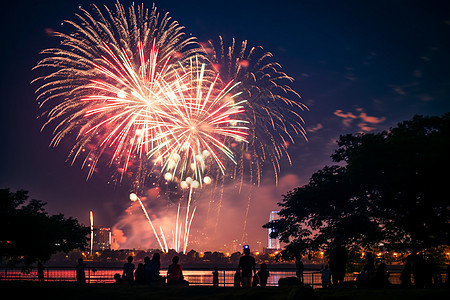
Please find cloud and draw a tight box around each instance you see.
[334,108,386,133]
[359,112,386,124]
[307,123,323,133]
[333,110,358,128]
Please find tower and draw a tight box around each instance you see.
[268,211,281,250]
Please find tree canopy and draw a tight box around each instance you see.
[264,114,450,256]
[0,189,89,265]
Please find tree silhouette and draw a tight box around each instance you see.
[0,189,89,265]
[264,114,450,255]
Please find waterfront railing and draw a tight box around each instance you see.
[1,266,445,287]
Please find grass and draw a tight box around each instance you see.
[1,281,448,300]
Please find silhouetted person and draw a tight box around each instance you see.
[135,263,145,284]
[237,246,256,287]
[234,269,241,287]
[146,253,161,285]
[320,265,331,288]
[37,262,45,282]
[76,258,86,283]
[213,267,219,287]
[413,253,426,288]
[329,237,347,287]
[122,256,135,283]
[167,256,187,285]
[400,256,412,287]
[257,263,270,287]
[144,256,150,271]
[295,254,304,284]
[373,261,390,288]
[426,255,441,287]
[114,273,122,284]
[357,253,376,287]
[252,271,260,287]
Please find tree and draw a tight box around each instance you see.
[0,189,90,265]
[264,114,450,256]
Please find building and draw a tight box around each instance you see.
[267,211,281,250]
[93,227,111,251]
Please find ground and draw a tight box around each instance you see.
[1,281,448,300]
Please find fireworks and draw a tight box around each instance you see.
[33,1,199,185]
[148,58,248,186]
[203,37,308,186]
[34,1,307,252]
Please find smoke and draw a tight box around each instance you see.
[111,228,126,249]
[111,174,303,251]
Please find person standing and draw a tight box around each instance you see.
[237,245,256,287]
[400,256,412,287]
[328,237,347,287]
[257,263,270,287]
[213,267,219,287]
[37,262,45,282]
[320,265,331,288]
[295,254,304,284]
[76,258,86,283]
[122,256,135,283]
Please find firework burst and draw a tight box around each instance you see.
[33,1,199,187]
[203,36,308,186]
[148,57,249,186]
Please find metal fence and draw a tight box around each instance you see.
[0,266,446,287]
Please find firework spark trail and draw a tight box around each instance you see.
[90,211,94,255]
[130,193,165,252]
[241,184,254,245]
[160,226,169,253]
[130,188,199,253]
[213,176,225,235]
[174,203,181,251]
[205,171,219,225]
[184,206,197,254]
[182,185,196,254]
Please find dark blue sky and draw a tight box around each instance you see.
[1,0,449,250]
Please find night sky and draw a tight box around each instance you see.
[1,0,450,251]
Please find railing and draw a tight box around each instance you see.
[0,266,446,287]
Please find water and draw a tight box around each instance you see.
[3,267,410,287]
[1,267,320,286]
